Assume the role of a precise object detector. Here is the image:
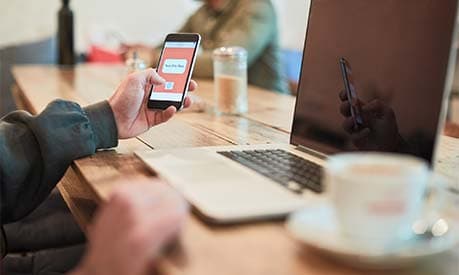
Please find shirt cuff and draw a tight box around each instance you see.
[84,101,119,149]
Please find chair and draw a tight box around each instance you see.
[281,48,303,95]
[0,37,56,116]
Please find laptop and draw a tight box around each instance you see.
[136,0,459,223]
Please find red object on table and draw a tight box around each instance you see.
[87,45,123,63]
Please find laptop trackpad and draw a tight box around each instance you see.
[137,150,307,223]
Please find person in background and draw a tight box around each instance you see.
[1,69,195,275]
[125,0,289,94]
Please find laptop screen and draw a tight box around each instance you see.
[291,0,458,163]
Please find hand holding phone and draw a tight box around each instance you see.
[108,69,197,139]
[339,58,364,130]
[148,33,201,110]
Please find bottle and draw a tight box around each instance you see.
[57,0,75,65]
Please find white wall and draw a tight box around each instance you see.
[273,0,310,50]
[0,0,309,51]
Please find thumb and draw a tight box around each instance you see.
[143,68,166,85]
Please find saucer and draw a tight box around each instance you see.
[286,201,459,270]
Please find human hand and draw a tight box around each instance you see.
[71,179,189,275]
[339,91,400,151]
[108,68,197,139]
[120,43,155,64]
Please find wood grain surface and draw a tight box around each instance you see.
[12,64,459,275]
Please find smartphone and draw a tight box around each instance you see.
[339,58,364,130]
[147,33,201,110]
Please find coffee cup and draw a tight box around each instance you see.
[325,153,446,251]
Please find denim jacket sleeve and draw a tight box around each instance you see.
[0,100,118,225]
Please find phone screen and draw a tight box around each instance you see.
[150,41,198,102]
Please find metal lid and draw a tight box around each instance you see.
[212,46,247,60]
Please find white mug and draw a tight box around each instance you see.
[325,153,445,251]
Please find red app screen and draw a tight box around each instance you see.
[150,41,196,102]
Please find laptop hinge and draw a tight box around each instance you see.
[296,145,328,160]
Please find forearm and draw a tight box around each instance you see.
[0,100,118,223]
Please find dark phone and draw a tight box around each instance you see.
[147,33,201,110]
[339,58,364,130]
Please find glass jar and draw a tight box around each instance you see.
[212,47,248,115]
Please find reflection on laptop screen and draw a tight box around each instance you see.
[291,0,458,163]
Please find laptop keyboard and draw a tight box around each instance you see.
[217,149,323,193]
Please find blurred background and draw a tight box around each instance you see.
[0,0,309,115]
[0,0,457,125]
[0,0,308,52]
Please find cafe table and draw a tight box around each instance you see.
[12,64,459,275]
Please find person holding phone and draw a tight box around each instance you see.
[1,69,195,275]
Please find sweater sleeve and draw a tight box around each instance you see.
[0,100,118,224]
[193,0,276,78]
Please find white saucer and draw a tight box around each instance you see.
[286,201,459,270]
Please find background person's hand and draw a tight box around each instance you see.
[108,68,197,139]
[72,179,189,275]
[120,43,156,65]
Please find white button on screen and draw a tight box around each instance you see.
[162,59,187,74]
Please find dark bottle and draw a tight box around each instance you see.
[57,0,75,65]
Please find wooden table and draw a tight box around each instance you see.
[12,64,459,275]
